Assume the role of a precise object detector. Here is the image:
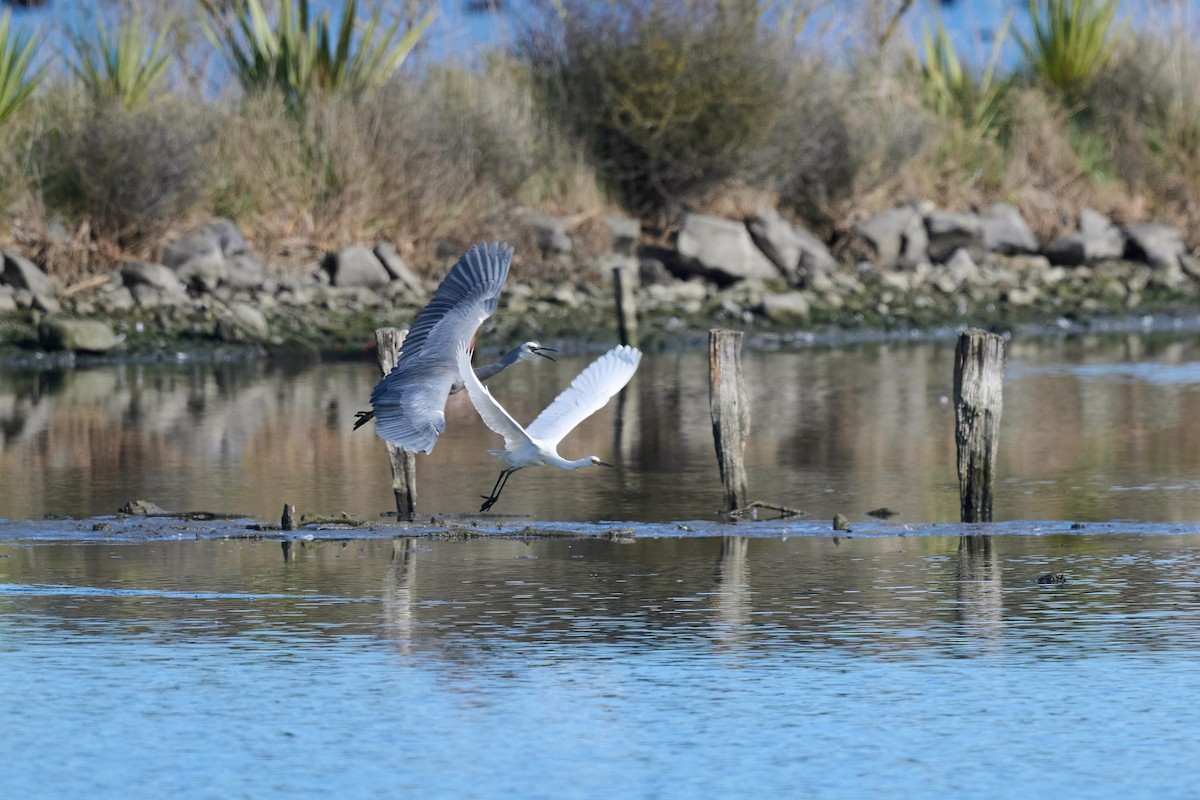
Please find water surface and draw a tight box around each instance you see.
[2,532,1198,799]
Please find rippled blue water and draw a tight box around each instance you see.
[3,533,1199,799]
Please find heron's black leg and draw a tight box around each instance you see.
[480,468,516,512]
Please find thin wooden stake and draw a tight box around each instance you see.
[709,329,751,512]
[374,327,418,520]
[954,328,1006,523]
[613,263,639,348]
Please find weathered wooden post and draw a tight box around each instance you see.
[954,328,1006,522]
[374,327,418,520]
[613,263,639,348]
[709,329,751,512]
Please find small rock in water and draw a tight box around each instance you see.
[120,499,169,516]
[833,513,852,532]
[1037,572,1067,584]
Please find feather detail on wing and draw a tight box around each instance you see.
[455,342,531,452]
[525,345,642,447]
[368,242,511,453]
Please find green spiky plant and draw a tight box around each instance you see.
[919,14,1013,138]
[69,9,172,111]
[0,10,43,126]
[203,0,437,112]
[1019,0,1121,108]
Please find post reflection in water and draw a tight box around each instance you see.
[956,534,1003,645]
[5,333,1200,522]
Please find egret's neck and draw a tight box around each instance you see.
[548,455,597,471]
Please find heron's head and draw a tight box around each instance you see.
[520,342,557,362]
[590,456,614,468]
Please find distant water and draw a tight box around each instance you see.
[2,532,1199,799]
[5,332,1200,524]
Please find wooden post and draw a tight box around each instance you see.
[613,263,639,348]
[709,329,751,512]
[375,327,418,520]
[954,328,1006,523]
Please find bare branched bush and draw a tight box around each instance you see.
[39,98,215,249]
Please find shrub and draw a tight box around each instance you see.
[1019,0,1120,108]
[68,8,171,112]
[0,10,43,126]
[531,0,790,219]
[917,14,1013,138]
[39,99,216,247]
[202,0,436,112]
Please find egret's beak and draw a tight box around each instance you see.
[597,460,614,468]
[532,346,557,362]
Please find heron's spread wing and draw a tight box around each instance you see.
[369,242,511,452]
[455,342,531,452]
[525,345,642,447]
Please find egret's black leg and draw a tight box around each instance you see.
[480,468,516,512]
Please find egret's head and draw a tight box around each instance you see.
[590,456,614,468]
[521,342,557,362]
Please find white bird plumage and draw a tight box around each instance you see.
[456,342,643,511]
[363,242,553,453]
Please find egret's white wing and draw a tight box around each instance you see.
[370,243,511,452]
[524,345,642,447]
[455,342,532,452]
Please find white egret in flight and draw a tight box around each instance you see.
[455,341,643,511]
[358,242,555,453]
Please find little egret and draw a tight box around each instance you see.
[455,341,643,511]
[360,242,554,453]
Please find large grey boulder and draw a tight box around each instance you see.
[120,260,187,294]
[606,215,641,256]
[746,209,837,285]
[854,206,928,269]
[224,254,266,289]
[374,241,425,298]
[925,210,983,263]
[521,211,573,259]
[167,235,228,292]
[981,202,1038,254]
[1045,208,1124,266]
[321,245,390,288]
[200,218,249,256]
[2,250,56,296]
[759,290,812,324]
[1124,222,1186,270]
[0,285,16,313]
[675,212,781,283]
[38,317,122,353]
[215,302,271,344]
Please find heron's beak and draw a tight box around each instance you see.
[597,460,614,468]
[532,346,557,362]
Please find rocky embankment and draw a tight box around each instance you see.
[2,204,1198,359]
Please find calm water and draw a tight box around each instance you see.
[2,532,1199,799]
[4,331,1200,524]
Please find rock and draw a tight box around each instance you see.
[1,250,56,296]
[925,209,983,263]
[37,317,123,353]
[32,294,61,314]
[1124,222,1185,270]
[163,233,221,271]
[760,290,812,324]
[215,302,270,343]
[675,212,781,284]
[0,285,16,313]
[120,499,170,516]
[638,256,674,286]
[321,245,390,288]
[521,211,573,258]
[224,253,265,289]
[177,251,228,292]
[1046,208,1124,265]
[854,206,928,269]
[200,218,249,256]
[121,260,187,294]
[374,241,425,297]
[606,215,641,256]
[745,208,838,285]
[981,202,1038,254]
[98,286,136,313]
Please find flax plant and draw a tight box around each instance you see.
[203,0,437,111]
[919,14,1012,138]
[1019,0,1120,107]
[0,10,43,126]
[69,10,171,111]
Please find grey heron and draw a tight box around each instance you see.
[455,341,642,511]
[357,242,554,453]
